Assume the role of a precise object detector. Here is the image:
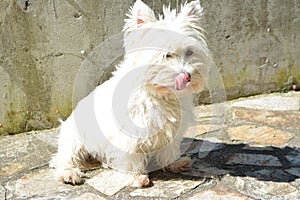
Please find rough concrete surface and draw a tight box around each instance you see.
[1,92,300,199]
[0,0,299,134]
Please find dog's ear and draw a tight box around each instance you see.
[125,0,156,29]
[179,0,203,18]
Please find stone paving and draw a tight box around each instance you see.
[1,91,300,200]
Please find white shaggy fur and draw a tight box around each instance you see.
[50,0,212,187]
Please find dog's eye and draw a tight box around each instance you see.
[165,53,173,59]
[185,50,193,57]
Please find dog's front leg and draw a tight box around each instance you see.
[50,134,86,185]
[110,152,150,187]
[50,116,101,185]
[131,173,150,187]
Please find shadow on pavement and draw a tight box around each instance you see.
[150,138,299,183]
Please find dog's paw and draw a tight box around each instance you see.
[132,174,150,188]
[59,169,85,185]
[164,156,192,173]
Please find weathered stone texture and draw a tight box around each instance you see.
[1,92,300,199]
[0,0,132,134]
[228,125,295,147]
[130,179,204,198]
[190,184,253,200]
[202,0,300,97]
[86,170,132,196]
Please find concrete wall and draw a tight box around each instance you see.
[0,0,299,135]
[202,0,300,99]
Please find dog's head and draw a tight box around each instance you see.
[123,0,212,97]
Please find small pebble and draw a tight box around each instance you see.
[80,50,86,55]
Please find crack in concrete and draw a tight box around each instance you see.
[51,0,57,18]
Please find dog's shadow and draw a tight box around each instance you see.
[150,137,300,183]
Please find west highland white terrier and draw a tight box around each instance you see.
[50,0,213,187]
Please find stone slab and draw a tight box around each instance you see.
[245,169,293,182]
[184,167,231,177]
[190,185,252,200]
[286,150,300,167]
[71,193,106,200]
[180,138,224,156]
[232,109,300,130]
[231,96,299,111]
[11,169,73,199]
[228,125,294,146]
[286,168,300,177]
[197,138,224,154]
[0,133,55,181]
[185,124,224,138]
[34,129,59,147]
[130,179,204,198]
[235,177,298,199]
[182,159,230,177]
[86,170,131,196]
[194,103,226,125]
[226,153,282,167]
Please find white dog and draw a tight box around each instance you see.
[50,0,212,187]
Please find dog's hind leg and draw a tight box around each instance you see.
[156,139,192,173]
[164,156,192,173]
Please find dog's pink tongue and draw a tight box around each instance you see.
[175,72,191,90]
